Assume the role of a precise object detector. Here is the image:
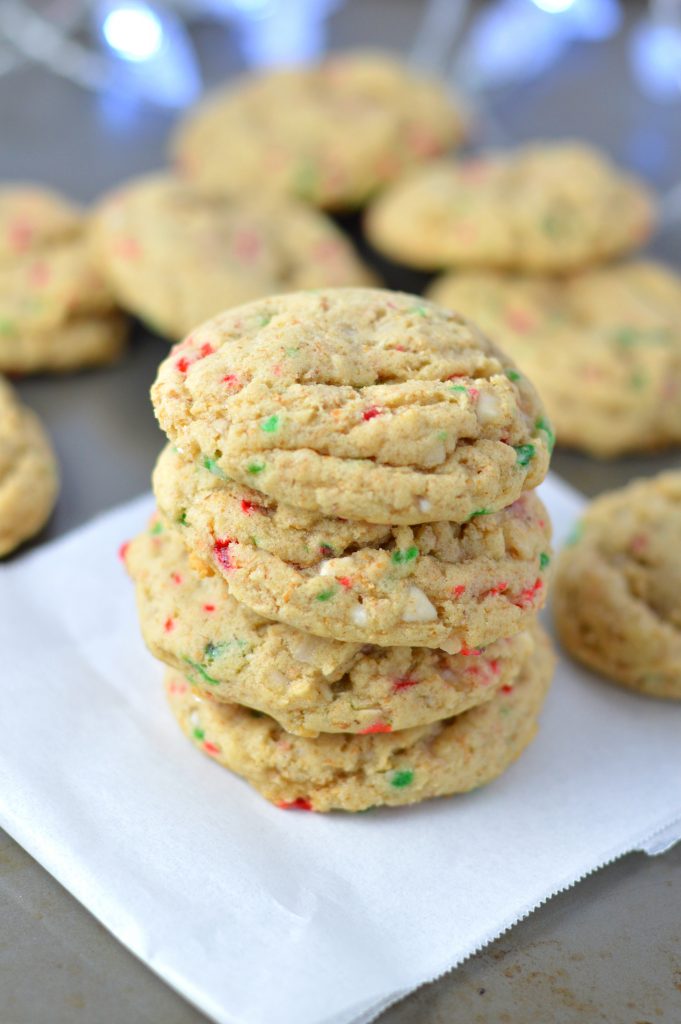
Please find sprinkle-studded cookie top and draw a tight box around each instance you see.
[171,51,465,210]
[151,288,552,525]
[90,173,375,340]
[366,142,655,272]
[428,261,681,457]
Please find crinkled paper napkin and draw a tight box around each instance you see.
[0,474,679,1024]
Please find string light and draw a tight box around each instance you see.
[102,3,164,62]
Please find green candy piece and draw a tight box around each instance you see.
[514,443,536,467]
[203,456,227,479]
[469,508,492,519]
[539,551,550,570]
[505,369,521,382]
[449,384,467,393]
[535,416,555,453]
[390,770,414,788]
[177,509,188,526]
[247,461,265,475]
[258,313,272,328]
[260,414,280,433]
[409,304,429,317]
[149,520,164,535]
[391,545,419,565]
[182,656,220,686]
[192,726,205,741]
[204,641,227,661]
[316,588,336,602]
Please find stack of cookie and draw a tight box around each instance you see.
[126,288,556,812]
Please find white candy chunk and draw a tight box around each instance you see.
[419,498,432,513]
[402,585,438,623]
[318,560,334,576]
[476,391,500,424]
[352,604,368,627]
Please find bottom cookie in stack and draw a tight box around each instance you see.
[164,627,552,812]
[126,517,555,811]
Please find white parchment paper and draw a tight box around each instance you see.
[0,474,679,1024]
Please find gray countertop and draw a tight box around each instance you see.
[1,2,680,1021]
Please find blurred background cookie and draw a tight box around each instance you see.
[90,173,376,339]
[554,471,681,699]
[171,50,466,210]
[0,184,128,373]
[428,261,681,457]
[365,142,655,272]
[0,376,58,555]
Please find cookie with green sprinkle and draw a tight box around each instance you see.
[428,260,681,457]
[90,173,374,341]
[151,444,552,650]
[151,288,551,525]
[125,518,539,736]
[366,142,654,273]
[554,471,681,699]
[163,624,554,812]
[171,51,465,211]
[0,184,127,373]
[0,377,59,556]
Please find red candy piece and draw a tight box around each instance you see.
[202,603,216,613]
[176,356,190,374]
[362,407,381,421]
[214,538,236,571]
[452,584,466,598]
[337,577,352,589]
[222,373,240,388]
[359,722,393,735]
[163,617,175,633]
[118,540,130,563]
[277,798,313,811]
[514,578,543,608]
[460,645,482,656]
[203,741,220,756]
[484,582,508,597]
[240,499,261,515]
[392,678,421,692]
[501,684,514,694]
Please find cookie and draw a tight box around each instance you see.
[151,289,552,526]
[365,142,654,272]
[171,51,465,210]
[428,261,681,457]
[0,184,127,373]
[90,173,376,340]
[164,624,554,811]
[0,377,59,555]
[126,515,538,735]
[153,444,551,650]
[554,471,681,699]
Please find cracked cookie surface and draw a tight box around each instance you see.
[0,377,59,555]
[366,143,654,272]
[163,625,554,812]
[428,261,681,457]
[171,51,465,210]
[151,288,552,525]
[554,471,681,698]
[90,173,375,340]
[153,444,551,649]
[0,184,127,372]
[126,516,537,735]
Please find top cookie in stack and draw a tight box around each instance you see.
[151,288,551,526]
